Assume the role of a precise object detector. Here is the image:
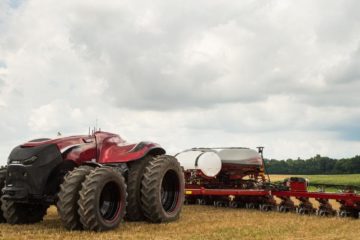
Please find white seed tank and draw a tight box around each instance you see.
[175,150,222,178]
[218,148,262,166]
[176,148,263,178]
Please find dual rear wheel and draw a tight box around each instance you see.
[141,155,184,223]
[57,154,184,231]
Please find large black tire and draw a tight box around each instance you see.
[0,166,7,223]
[78,167,127,231]
[57,165,94,230]
[141,155,184,223]
[126,155,152,221]
[0,198,48,224]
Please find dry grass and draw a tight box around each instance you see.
[1,205,360,240]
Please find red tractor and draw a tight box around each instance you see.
[0,131,184,231]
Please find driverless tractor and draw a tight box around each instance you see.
[177,147,360,218]
[0,131,184,231]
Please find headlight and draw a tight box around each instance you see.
[8,159,21,164]
[7,156,38,165]
[22,156,38,165]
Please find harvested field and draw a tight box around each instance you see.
[1,204,360,240]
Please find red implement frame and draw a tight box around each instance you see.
[185,185,360,217]
[186,188,360,202]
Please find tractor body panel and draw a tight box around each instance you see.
[21,131,165,164]
[94,131,165,164]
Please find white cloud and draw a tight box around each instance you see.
[0,0,360,164]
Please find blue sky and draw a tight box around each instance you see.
[0,0,360,164]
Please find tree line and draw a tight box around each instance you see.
[264,155,360,174]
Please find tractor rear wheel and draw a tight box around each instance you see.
[0,167,7,223]
[78,167,127,231]
[57,165,94,230]
[141,155,184,223]
[126,155,152,221]
[0,198,48,224]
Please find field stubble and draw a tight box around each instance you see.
[0,204,359,240]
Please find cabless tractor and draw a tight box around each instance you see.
[0,131,184,231]
[176,147,360,218]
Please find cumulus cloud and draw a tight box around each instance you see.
[0,0,360,164]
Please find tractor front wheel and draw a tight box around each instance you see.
[78,167,127,231]
[0,198,48,224]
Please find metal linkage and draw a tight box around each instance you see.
[228,201,238,208]
[214,200,228,207]
[316,198,336,217]
[259,195,277,212]
[277,196,296,213]
[295,197,316,215]
[245,202,257,209]
[338,205,359,218]
[196,198,207,205]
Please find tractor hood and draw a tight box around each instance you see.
[18,131,165,164]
